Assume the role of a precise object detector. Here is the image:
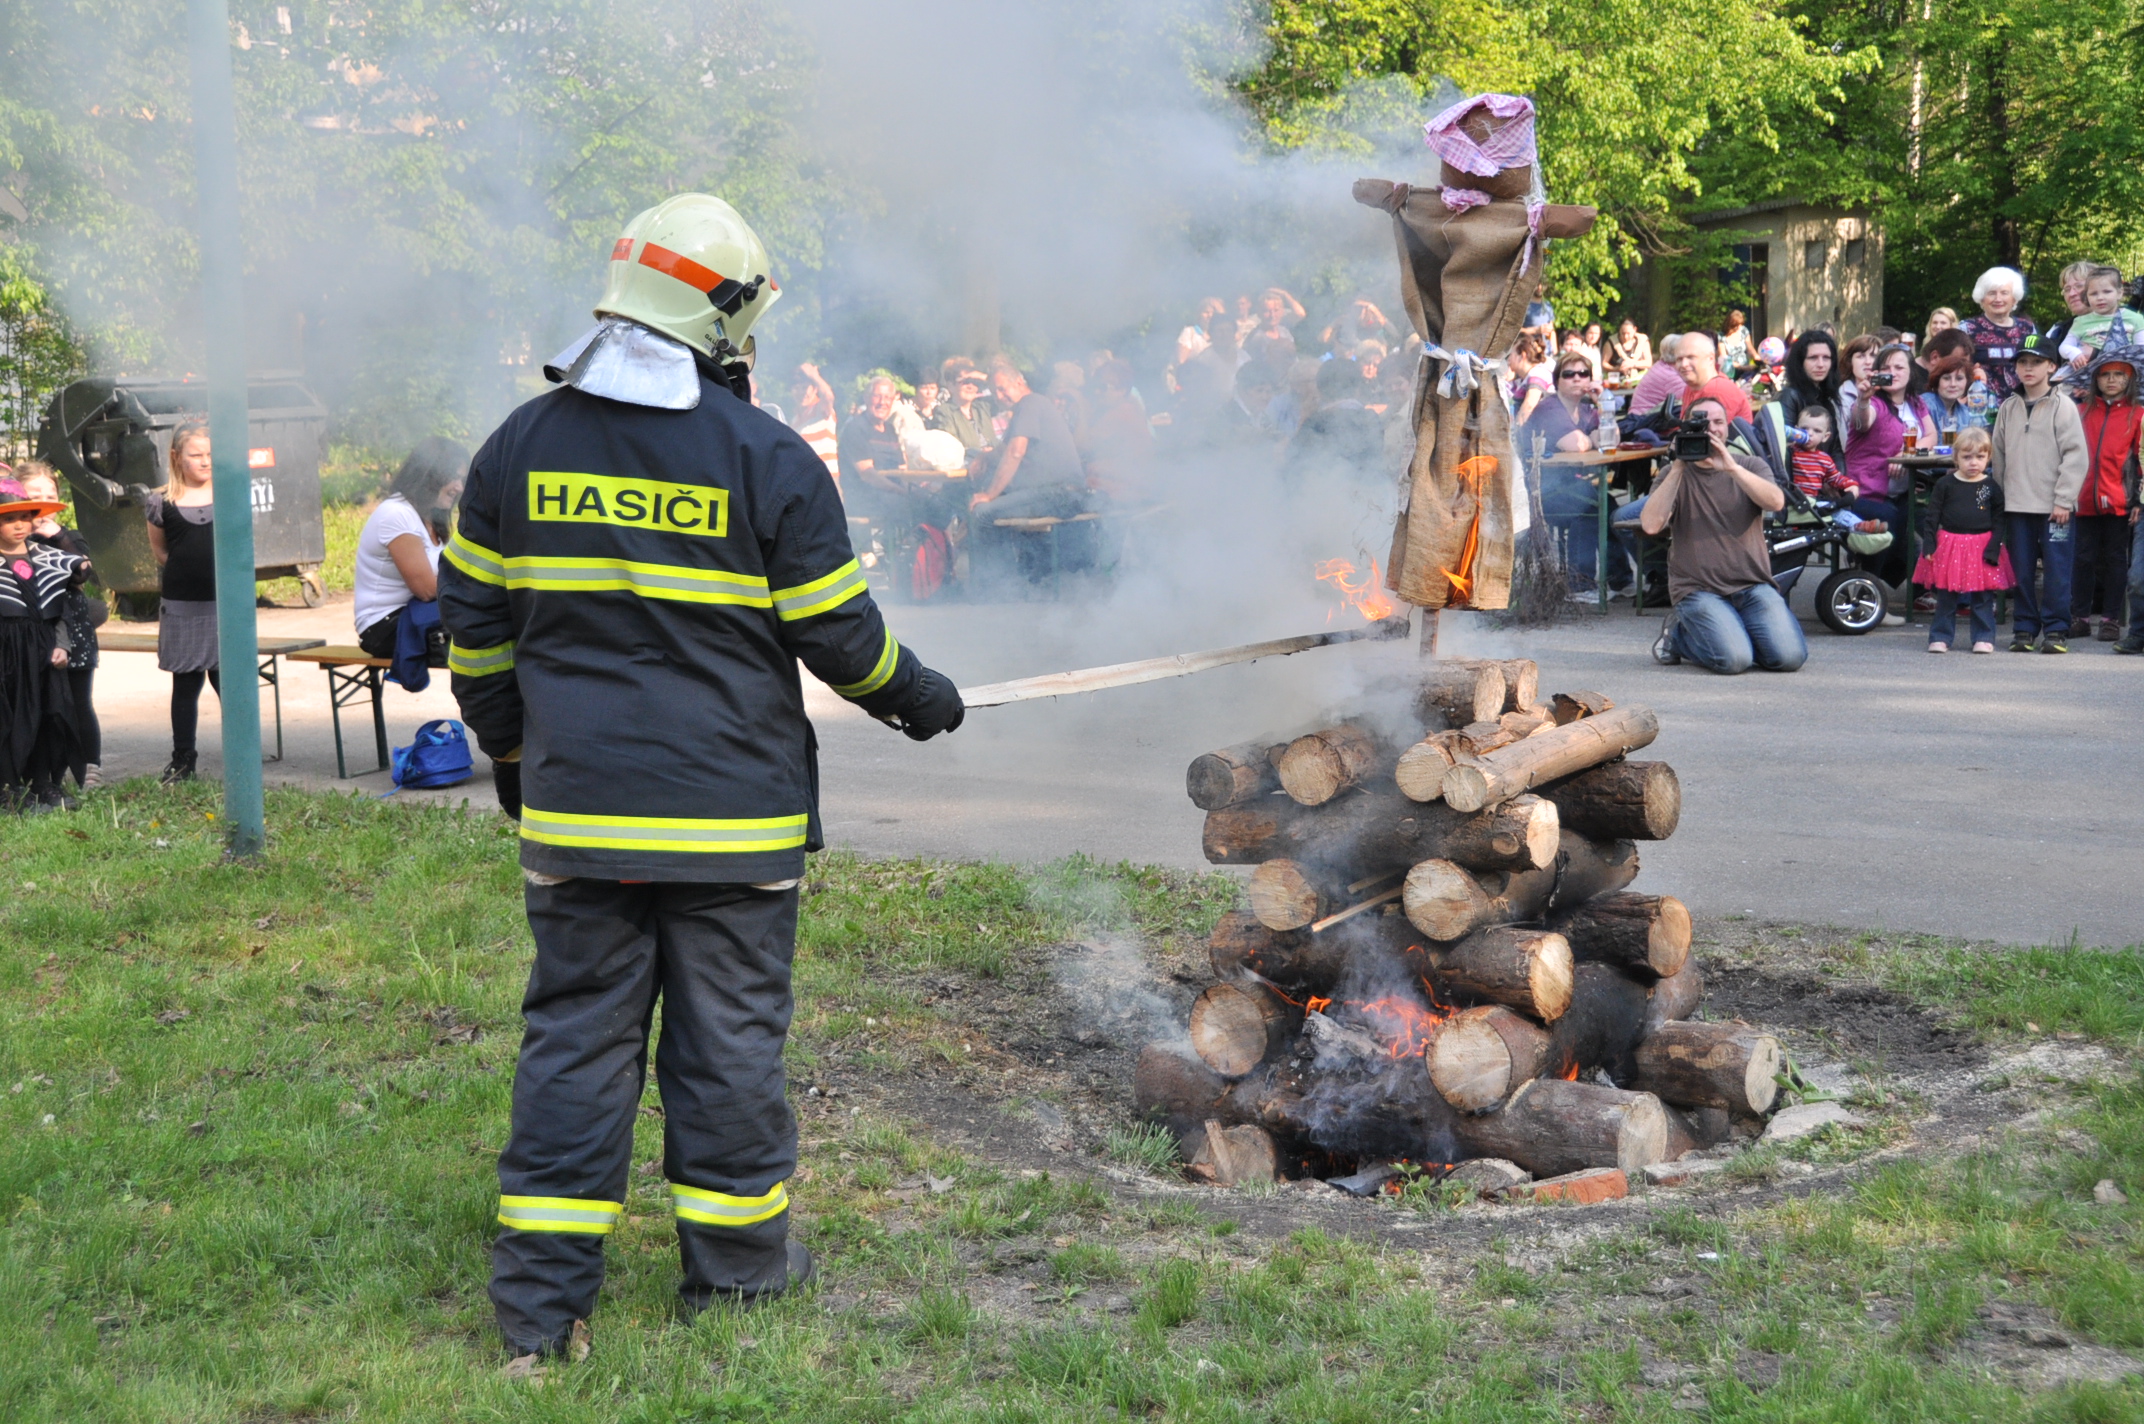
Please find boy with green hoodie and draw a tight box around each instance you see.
[1989,334,2088,652]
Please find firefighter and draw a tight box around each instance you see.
[439,193,964,1373]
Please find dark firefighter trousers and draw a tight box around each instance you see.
[490,878,799,1355]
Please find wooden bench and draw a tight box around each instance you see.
[97,631,325,762]
[283,647,392,779]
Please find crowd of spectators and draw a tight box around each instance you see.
[1511,261,2143,672]
[766,287,1418,595]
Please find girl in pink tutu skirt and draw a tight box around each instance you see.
[1913,426,2015,652]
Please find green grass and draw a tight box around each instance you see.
[2,784,2142,1421]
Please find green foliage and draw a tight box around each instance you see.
[0,245,87,457]
[0,0,835,444]
[1237,0,1874,321]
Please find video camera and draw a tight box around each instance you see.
[1674,412,1714,462]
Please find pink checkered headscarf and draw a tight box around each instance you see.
[1423,93,1537,176]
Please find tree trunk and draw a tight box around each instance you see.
[1418,661,1507,726]
[1492,659,1539,713]
[1442,706,1660,812]
[1186,740,1285,811]
[1645,962,1704,1033]
[1246,859,1337,931]
[1403,832,1639,942]
[1277,724,1385,806]
[1202,790,1557,875]
[1539,760,1681,841]
[1455,1078,1669,1176]
[1207,908,1420,993]
[1423,926,1574,1021]
[1629,1021,1783,1115]
[1395,738,1456,801]
[1551,892,1692,979]
[1135,1043,1232,1135]
[1427,1004,1555,1112]
[1189,981,1304,1077]
[1551,690,1614,725]
[1545,962,1651,1085]
[1185,1121,1278,1185]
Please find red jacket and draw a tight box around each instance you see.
[2078,396,2141,516]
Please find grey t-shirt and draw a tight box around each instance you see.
[1003,394,1084,491]
[1666,454,1775,603]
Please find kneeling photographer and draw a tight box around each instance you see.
[1640,398,1808,674]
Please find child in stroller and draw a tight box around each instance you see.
[1768,410,1899,634]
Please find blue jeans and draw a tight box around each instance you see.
[1928,592,1995,646]
[1671,582,1809,674]
[2127,516,2144,641]
[2004,512,2075,638]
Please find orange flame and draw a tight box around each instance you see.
[1314,557,1398,623]
[1439,457,1500,607]
[1559,1060,1581,1081]
[1352,995,1447,1059]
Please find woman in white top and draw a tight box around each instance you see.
[354,438,467,661]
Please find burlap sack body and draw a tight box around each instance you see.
[1383,196,1543,611]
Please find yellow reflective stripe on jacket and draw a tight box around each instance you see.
[444,531,508,586]
[770,559,868,621]
[831,628,900,699]
[497,1195,623,1235]
[520,807,810,854]
[447,640,516,678]
[671,1180,789,1228]
[498,556,772,607]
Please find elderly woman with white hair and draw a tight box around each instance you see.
[1961,266,2038,401]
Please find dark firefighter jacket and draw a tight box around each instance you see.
[438,373,927,883]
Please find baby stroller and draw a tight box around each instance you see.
[1766,483,1897,635]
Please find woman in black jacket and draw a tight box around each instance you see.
[1778,331,1844,456]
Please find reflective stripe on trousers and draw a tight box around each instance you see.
[672,1180,789,1228]
[498,1195,624,1234]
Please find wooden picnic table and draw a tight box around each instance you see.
[96,631,325,761]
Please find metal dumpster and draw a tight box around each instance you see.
[37,374,331,607]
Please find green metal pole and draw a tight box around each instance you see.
[187,0,265,858]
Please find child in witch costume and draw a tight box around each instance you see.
[1354,94,1596,612]
[0,475,90,811]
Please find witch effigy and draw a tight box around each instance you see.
[1356,93,1596,612]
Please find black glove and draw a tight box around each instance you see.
[492,758,523,820]
[1983,535,2004,566]
[897,668,965,742]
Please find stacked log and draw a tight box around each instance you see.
[1136,659,1790,1192]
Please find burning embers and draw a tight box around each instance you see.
[1139,657,1794,1199]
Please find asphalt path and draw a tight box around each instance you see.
[83,585,2142,949]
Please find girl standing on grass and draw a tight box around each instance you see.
[1912,427,2013,653]
[0,475,89,812]
[145,420,219,784]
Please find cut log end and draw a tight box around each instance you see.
[1427,1004,1553,1113]
[1248,859,1327,931]
[1277,725,1381,807]
[1187,740,1283,811]
[1189,981,1301,1077]
[1631,1021,1784,1116]
[1394,738,1456,802]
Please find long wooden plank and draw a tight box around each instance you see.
[960,617,1411,708]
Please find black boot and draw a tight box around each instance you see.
[161,749,198,785]
[34,781,79,812]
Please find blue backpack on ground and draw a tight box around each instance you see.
[390,718,474,792]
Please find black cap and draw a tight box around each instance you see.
[2014,333,2063,363]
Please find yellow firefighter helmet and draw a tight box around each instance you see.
[593,193,780,362]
